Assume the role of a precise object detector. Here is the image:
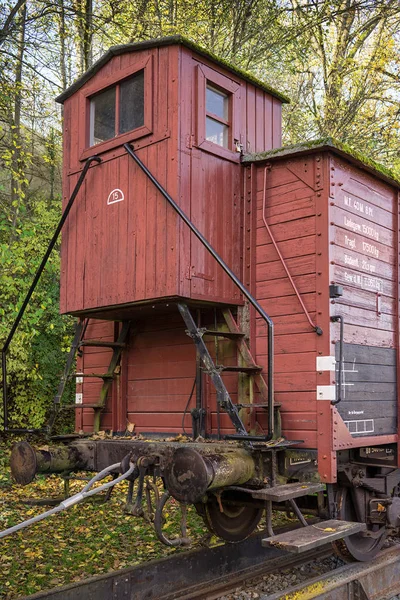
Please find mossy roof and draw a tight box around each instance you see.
[243,137,400,188]
[55,35,290,104]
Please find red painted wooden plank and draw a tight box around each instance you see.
[332,265,395,297]
[257,216,316,246]
[257,195,315,225]
[334,189,396,229]
[332,157,397,212]
[330,321,395,347]
[272,98,282,147]
[127,395,197,413]
[257,292,316,318]
[331,286,395,315]
[264,95,273,150]
[274,371,316,392]
[256,332,317,355]
[330,305,394,332]
[256,165,299,191]
[331,209,395,253]
[257,236,316,262]
[128,377,206,397]
[283,431,317,448]
[281,412,317,431]
[127,343,195,366]
[256,273,315,300]
[256,255,316,281]
[255,88,265,152]
[246,85,256,152]
[331,246,394,280]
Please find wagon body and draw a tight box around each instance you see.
[56,38,400,485]
[245,145,399,482]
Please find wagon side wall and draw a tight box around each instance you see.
[252,155,325,448]
[328,154,399,444]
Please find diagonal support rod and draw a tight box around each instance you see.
[177,303,247,436]
[124,143,274,440]
[2,155,101,433]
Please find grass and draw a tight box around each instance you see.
[0,437,295,599]
[0,437,208,598]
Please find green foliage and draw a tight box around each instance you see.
[0,198,74,430]
[0,0,399,431]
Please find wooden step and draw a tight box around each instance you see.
[203,330,245,340]
[262,519,366,553]
[79,341,126,348]
[219,365,262,373]
[251,482,325,502]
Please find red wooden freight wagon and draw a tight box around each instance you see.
[54,36,400,485]
[6,36,400,560]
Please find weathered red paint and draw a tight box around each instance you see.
[60,43,281,315]
[58,39,400,484]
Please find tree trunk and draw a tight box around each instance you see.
[10,0,27,228]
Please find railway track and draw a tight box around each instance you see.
[19,524,329,600]
[19,523,400,600]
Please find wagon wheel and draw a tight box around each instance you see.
[332,486,386,562]
[201,492,263,543]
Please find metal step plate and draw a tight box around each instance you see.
[251,482,325,502]
[262,519,367,553]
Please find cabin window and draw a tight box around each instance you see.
[196,63,240,161]
[89,70,145,146]
[205,84,229,147]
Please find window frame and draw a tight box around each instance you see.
[80,55,152,160]
[195,63,241,161]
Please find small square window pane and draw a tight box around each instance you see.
[90,87,116,145]
[119,70,145,134]
[206,116,228,147]
[206,85,228,120]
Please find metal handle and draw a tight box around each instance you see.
[331,315,344,405]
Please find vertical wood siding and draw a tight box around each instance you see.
[253,157,319,448]
[61,44,282,314]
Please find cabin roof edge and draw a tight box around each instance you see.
[55,35,290,105]
[243,137,400,189]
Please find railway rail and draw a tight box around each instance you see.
[17,528,400,600]
[263,545,400,600]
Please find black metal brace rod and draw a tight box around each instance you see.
[331,315,344,406]
[2,155,101,433]
[124,143,274,440]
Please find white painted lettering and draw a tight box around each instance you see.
[345,235,356,249]
[362,241,379,258]
[344,254,359,267]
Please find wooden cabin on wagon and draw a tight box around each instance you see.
[55,36,400,485]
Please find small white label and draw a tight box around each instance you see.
[107,189,124,205]
[76,376,83,384]
[316,356,336,372]
[75,393,83,405]
[317,385,336,401]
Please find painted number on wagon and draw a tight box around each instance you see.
[107,189,124,205]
